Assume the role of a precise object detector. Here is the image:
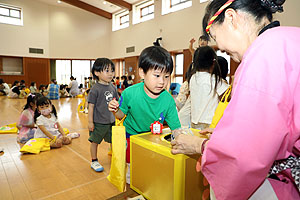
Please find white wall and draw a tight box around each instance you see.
[0,0,299,59]
[48,4,111,59]
[109,0,209,59]
[0,0,49,57]
[109,0,300,59]
[0,0,111,59]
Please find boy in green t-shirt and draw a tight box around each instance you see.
[108,46,181,182]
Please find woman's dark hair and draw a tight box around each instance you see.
[217,56,228,80]
[128,75,132,81]
[139,46,173,74]
[70,76,76,80]
[12,80,19,87]
[193,46,222,93]
[0,79,4,84]
[202,0,286,38]
[34,96,57,122]
[30,82,35,87]
[91,58,115,80]
[23,94,36,111]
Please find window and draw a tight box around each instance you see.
[162,0,191,15]
[112,10,129,31]
[0,57,23,75]
[174,53,184,84]
[56,60,93,85]
[72,60,91,86]
[56,60,71,85]
[133,0,154,24]
[141,4,154,18]
[0,4,23,26]
[120,14,129,25]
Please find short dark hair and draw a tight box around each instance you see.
[91,58,115,80]
[202,0,285,39]
[199,35,209,42]
[138,46,173,74]
[0,79,3,84]
[30,82,36,86]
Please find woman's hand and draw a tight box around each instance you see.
[171,134,204,155]
[199,128,214,138]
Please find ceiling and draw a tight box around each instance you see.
[37,0,139,18]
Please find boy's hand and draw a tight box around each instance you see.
[108,98,119,113]
[88,122,94,132]
[190,38,196,44]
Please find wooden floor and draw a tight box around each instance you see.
[0,96,136,200]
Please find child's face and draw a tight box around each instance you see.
[139,68,170,98]
[38,103,52,116]
[95,66,114,84]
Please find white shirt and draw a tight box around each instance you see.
[190,72,229,124]
[2,83,10,94]
[34,113,61,138]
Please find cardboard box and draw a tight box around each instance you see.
[130,129,209,200]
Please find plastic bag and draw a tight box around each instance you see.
[107,116,126,192]
[210,85,232,128]
[20,138,50,154]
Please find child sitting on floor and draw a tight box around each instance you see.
[34,96,71,148]
[17,94,38,143]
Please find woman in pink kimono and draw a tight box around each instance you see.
[171,0,300,199]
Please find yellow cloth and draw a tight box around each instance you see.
[107,116,126,192]
[210,85,232,128]
[20,138,50,154]
[0,123,18,134]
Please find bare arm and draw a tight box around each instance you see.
[57,122,65,136]
[88,103,94,131]
[38,125,55,140]
[189,38,196,55]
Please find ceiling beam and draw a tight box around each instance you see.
[61,0,112,19]
[106,0,132,11]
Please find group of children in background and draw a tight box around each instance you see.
[3,42,228,186]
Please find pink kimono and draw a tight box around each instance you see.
[201,26,300,199]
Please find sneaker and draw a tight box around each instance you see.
[67,132,80,139]
[0,147,3,153]
[91,161,104,172]
[83,108,88,114]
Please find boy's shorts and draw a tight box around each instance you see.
[88,122,114,144]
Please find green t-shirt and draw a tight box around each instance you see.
[119,82,181,135]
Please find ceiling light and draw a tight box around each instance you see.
[103,1,107,4]
[57,0,62,3]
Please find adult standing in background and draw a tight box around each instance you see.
[171,0,300,199]
[188,35,209,55]
[68,76,79,97]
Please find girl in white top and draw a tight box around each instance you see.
[190,46,229,130]
[176,64,194,126]
[34,96,71,148]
